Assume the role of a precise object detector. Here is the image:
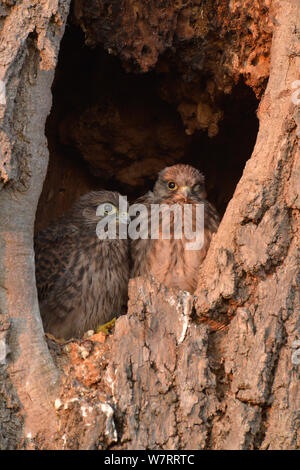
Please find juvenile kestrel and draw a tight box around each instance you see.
[35,190,130,340]
[131,164,220,293]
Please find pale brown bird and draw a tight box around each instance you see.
[35,191,130,340]
[131,164,220,293]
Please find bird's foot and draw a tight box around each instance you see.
[96,317,116,335]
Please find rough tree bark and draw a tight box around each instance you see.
[0,0,71,449]
[0,0,299,450]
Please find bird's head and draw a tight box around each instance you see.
[70,190,130,230]
[153,164,206,203]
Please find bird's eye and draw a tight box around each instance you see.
[193,184,202,192]
[102,203,117,215]
[168,181,178,191]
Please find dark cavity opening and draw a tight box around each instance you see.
[35,23,259,232]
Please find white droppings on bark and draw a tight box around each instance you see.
[106,366,117,405]
[100,403,118,442]
[0,80,6,105]
[0,339,8,364]
[168,295,176,307]
[54,398,62,410]
[166,291,192,343]
[178,292,192,344]
[81,405,88,418]
[178,314,189,343]
[64,397,79,409]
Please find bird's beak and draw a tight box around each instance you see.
[179,186,192,200]
[116,212,131,224]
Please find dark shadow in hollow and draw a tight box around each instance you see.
[36,23,259,232]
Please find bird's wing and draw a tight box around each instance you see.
[34,221,80,302]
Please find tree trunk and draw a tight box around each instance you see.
[0,0,299,450]
[0,0,70,449]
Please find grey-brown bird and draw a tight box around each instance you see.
[35,190,130,340]
[131,164,220,293]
